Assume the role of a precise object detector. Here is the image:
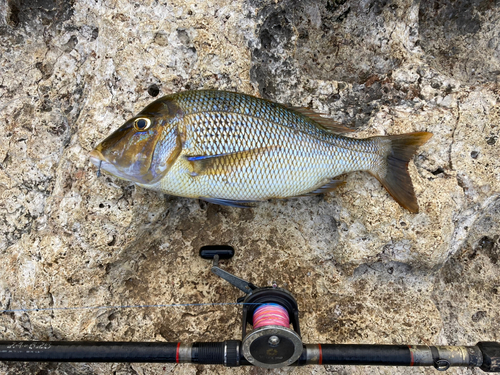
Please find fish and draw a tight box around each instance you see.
[89,90,432,212]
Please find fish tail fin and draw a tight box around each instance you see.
[370,132,433,213]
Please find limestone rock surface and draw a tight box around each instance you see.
[0,0,499,374]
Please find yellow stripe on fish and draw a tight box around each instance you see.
[90,90,432,212]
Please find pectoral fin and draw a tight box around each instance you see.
[186,147,278,176]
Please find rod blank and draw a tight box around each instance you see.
[0,340,498,372]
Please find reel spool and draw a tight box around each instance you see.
[240,287,303,368]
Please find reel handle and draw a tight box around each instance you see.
[199,245,256,294]
[199,245,235,260]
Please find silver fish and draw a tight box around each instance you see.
[90,90,432,212]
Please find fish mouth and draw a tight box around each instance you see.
[89,149,124,179]
[89,148,149,184]
[89,149,105,167]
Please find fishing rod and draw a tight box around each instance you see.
[0,246,499,372]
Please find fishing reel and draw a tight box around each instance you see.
[200,245,303,368]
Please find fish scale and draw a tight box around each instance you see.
[91,90,432,212]
[146,91,377,200]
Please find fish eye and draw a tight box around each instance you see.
[134,118,151,131]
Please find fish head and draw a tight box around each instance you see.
[90,97,183,185]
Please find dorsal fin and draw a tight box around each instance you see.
[287,106,355,133]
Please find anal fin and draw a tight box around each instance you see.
[202,198,257,208]
[297,179,345,197]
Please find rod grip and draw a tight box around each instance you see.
[192,342,224,364]
[317,344,411,365]
[305,344,484,369]
[0,341,178,362]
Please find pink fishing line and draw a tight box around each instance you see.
[253,303,290,329]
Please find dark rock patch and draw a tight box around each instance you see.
[419,0,500,83]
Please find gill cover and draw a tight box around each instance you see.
[91,98,183,185]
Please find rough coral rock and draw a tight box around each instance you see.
[0,0,499,374]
